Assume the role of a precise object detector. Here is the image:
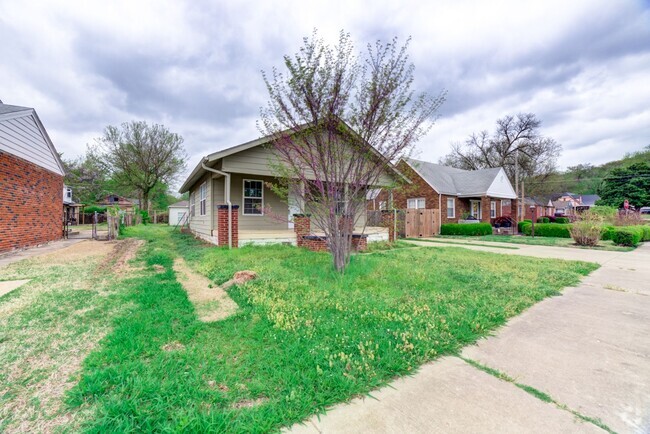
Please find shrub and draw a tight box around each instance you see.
[615,212,645,226]
[547,216,557,223]
[569,217,602,246]
[589,205,617,219]
[642,226,650,241]
[522,223,572,238]
[601,225,615,240]
[555,217,570,224]
[518,220,532,233]
[536,216,550,223]
[611,227,644,246]
[83,205,107,214]
[440,223,493,236]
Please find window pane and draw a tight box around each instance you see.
[417,199,425,209]
[244,198,263,214]
[244,181,262,198]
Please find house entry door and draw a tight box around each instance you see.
[470,201,481,219]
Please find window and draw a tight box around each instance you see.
[199,182,207,216]
[379,200,387,211]
[490,201,497,218]
[190,192,195,217]
[447,198,455,218]
[470,200,481,219]
[243,179,263,215]
[407,198,425,209]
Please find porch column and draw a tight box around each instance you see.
[293,214,311,247]
[381,210,395,242]
[217,205,239,248]
[481,196,491,223]
[511,199,518,221]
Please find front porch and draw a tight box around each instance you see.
[238,226,391,246]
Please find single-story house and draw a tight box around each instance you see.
[374,158,518,233]
[168,200,189,226]
[96,194,135,212]
[178,128,402,247]
[0,102,66,253]
[550,192,600,216]
[523,197,555,220]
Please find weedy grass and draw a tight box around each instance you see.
[440,234,634,251]
[64,226,598,433]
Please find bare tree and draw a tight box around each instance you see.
[440,113,561,184]
[260,30,445,272]
[99,121,186,212]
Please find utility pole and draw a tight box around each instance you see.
[514,149,519,221]
[521,180,525,222]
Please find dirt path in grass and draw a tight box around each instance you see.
[172,257,239,322]
[0,239,143,434]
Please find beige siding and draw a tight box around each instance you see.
[221,146,279,177]
[188,172,213,238]
[230,173,289,230]
[0,113,64,175]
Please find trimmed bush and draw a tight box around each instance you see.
[522,223,572,238]
[611,227,644,246]
[642,226,650,241]
[518,220,532,233]
[536,216,550,223]
[83,205,107,214]
[555,217,570,224]
[440,223,493,236]
[601,225,615,240]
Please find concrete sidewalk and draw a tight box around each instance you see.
[287,243,650,433]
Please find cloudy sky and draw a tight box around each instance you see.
[1,0,649,185]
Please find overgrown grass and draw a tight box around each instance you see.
[439,234,634,251]
[406,238,519,250]
[63,225,598,433]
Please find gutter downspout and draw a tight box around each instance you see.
[201,161,233,249]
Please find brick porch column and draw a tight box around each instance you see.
[293,214,311,247]
[217,205,239,248]
[511,199,519,221]
[481,196,491,223]
[381,210,395,242]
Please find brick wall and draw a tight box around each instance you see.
[217,204,239,247]
[0,151,63,253]
[391,161,441,210]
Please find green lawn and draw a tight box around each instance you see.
[0,226,600,432]
[57,226,597,432]
[438,234,634,251]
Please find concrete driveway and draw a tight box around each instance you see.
[287,242,650,433]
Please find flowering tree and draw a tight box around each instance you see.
[259,31,445,272]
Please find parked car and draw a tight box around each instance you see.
[640,206,650,214]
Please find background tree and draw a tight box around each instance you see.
[62,145,111,204]
[597,162,650,208]
[99,121,186,212]
[440,113,561,191]
[260,30,445,272]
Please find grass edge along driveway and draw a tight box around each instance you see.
[66,226,598,433]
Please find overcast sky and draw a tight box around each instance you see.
[1,0,649,185]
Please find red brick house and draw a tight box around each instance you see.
[376,158,518,233]
[0,102,66,253]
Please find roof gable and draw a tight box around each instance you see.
[0,104,65,176]
[403,158,516,198]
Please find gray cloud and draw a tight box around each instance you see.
[0,0,648,184]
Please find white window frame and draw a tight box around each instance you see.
[243,179,264,216]
[490,200,497,218]
[379,200,387,211]
[199,182,207,216]
[407,198,426,209]
[447,198,455,218]
[190,191,196,217]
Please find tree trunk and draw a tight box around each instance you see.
[141,192,149,216]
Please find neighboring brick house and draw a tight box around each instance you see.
[0,102,66,253]
[96,194,136,212]
[375,158,518,233]
[523,197,555,220]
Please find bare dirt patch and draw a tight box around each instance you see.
[96,238,145,275]
[162,341,186,351]
[173,257,239,322]
[34,239,114,265]
[231,396,269,409]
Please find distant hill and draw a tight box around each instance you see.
[527,145,650,196]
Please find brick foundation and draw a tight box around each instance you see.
[293,214,311,248]
[217,204,239,247]
[0,151,63,253]
[294,214,368,252]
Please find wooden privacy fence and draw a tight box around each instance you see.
[405,208,438,238]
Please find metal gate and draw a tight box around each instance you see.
[405,208,437,238]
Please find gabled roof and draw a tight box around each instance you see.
[403,158,517,199]
[580,194,600,206]
[179,122,408,193]
[169,200,189,208]
[96,194,134,206]
[0,102,66,176]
